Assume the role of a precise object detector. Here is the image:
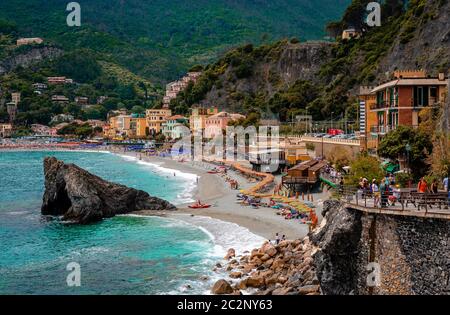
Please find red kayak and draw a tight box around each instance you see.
[188,204,212,209]
[207,171,220,174]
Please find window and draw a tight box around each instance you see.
[430,87,437,98]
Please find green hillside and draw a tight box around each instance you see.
[0,0,350,83]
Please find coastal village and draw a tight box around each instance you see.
[1,0,450,297]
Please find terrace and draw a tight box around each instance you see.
[335,187,450,220]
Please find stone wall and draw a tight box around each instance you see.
[312,201,450,295]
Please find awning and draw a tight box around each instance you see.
[385,163,399,173]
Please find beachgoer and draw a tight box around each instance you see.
[417,177,428,193]
[275,233,280,245]
[282,235,286,241]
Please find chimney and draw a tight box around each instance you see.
[438,72,445,81]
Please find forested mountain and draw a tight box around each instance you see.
[171,0,450,121]
[0,0,350,83]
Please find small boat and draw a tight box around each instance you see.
[207,170,220,174]
[188,204,212,209]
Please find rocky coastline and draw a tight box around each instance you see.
[212,237,320,295]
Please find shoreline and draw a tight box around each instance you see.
[120,153,321,241]
[1,147,323,241]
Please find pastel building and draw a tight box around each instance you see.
[11,92,21,105]
[204,112,245,138]
[0,123,12,138]
[130,115,147,138]
[162,115,189,139]
[146,108,172,134]
[189,107,218,134]
[16,38,43,46]
[162,72,202,108]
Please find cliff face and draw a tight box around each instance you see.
[197,42,333,113]
[41,157,176,224]
[312,200,450,295]
[0,46,63,75]
[176,0,449,120]
[378,0,450,76]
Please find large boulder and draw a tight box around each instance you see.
[211,280,234,295]
[41,157,176,224]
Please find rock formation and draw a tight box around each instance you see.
[218,238,320,295]
[311,200,450,295]
[41,157,176,224]
[217,198,450,295]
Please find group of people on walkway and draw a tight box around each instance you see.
[358,175,398,208]
[357,174,450,208]
[417,177,449,194]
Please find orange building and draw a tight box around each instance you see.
[367,70,448,147]
[130,116,147,138]
[146,108,172,134]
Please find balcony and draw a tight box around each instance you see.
[369,125,397,134]
[370,100,399,111]
[370,124,419,135]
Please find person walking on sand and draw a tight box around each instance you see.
[275,233,281,245]
[417,177,428,193]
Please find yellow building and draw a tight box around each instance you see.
[146,109,172,134]
[130,117,147,138]
[189,107,218,134]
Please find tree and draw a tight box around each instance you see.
[131,105,145,114]
[54,50,102,83]
[0,18,17,35]
[346,154,384,187]
[382,0,405,21]
[138,81,148,99]
[326,21,343,38]
[378,126,432,178]
[341,0,373,32]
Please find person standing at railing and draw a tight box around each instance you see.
[430,179,439,194]
[417,177,428,193]
[380,178,390,208]
[372,179,380,208]
[443,175,449,193]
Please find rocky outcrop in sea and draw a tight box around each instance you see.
[41,157,176,224]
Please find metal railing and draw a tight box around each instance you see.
[335,186,450,217]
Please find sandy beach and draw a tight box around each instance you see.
[128,153,326,241]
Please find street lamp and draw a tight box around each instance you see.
[330,112,334,130]
[405,143,411,173]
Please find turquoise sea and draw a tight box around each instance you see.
[0,151,262,295]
